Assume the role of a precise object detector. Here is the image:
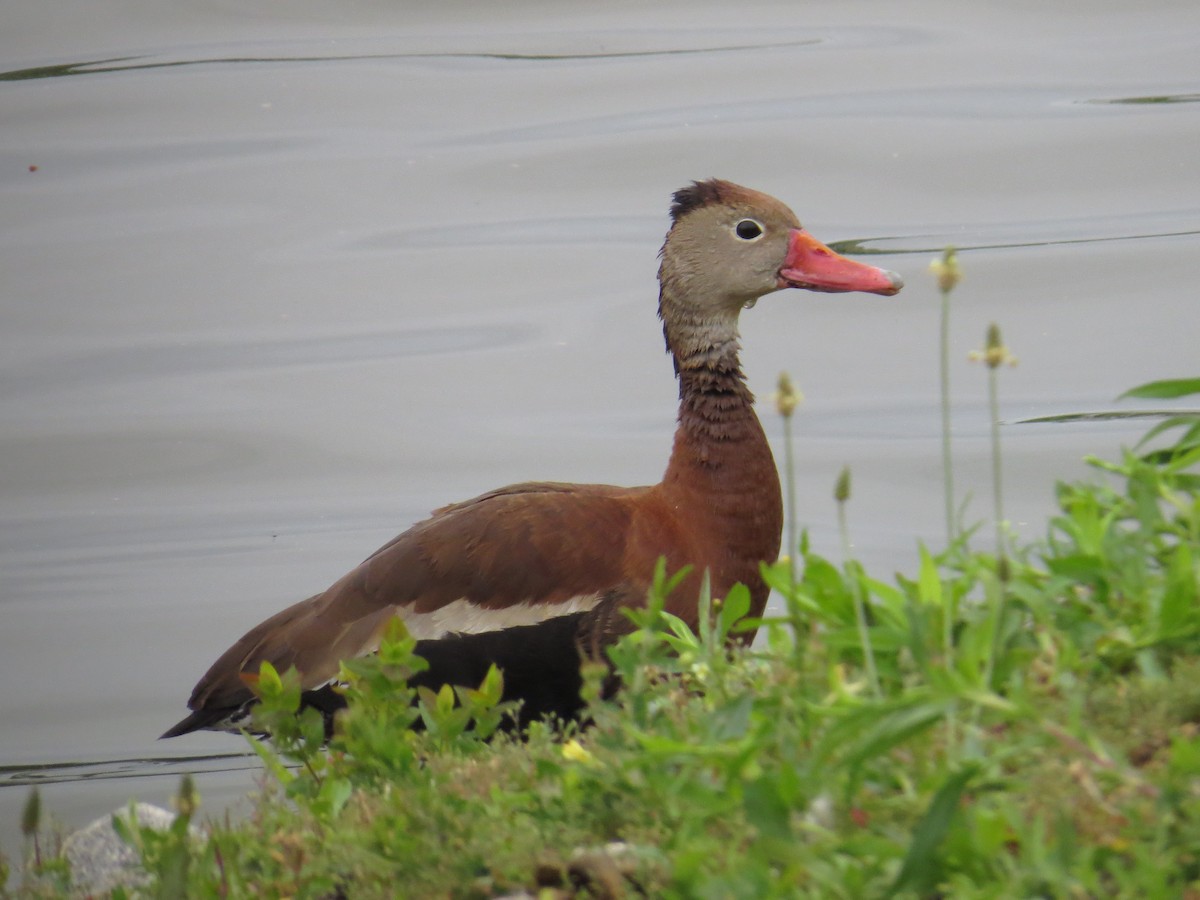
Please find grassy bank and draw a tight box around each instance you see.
[10,266,1200,896]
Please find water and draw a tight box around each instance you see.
[2,0,1198,865]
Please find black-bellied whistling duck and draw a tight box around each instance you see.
[162,179,902,739]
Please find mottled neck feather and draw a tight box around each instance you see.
[669,312,755,432]
[659,298,764,468]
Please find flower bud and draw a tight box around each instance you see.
[774,371,803,419]
[834,465,852,503]
[928,246,961,294]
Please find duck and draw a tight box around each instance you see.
[162,179,902,739]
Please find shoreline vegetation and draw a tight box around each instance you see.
[10,257,1200,897]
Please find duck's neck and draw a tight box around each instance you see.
[666,309,759,448]
[659,306,783,574]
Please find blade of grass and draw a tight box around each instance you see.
[885,763,980,898]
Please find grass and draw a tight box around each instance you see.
[11,275,1200,897]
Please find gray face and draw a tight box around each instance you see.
[659,187,804,317]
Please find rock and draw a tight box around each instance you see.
[62,802,188,896]
[566,841,667,898]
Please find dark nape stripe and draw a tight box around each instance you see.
[669,179,731,223]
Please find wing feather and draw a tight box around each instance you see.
[183,481,649,716]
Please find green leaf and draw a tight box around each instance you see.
[1165,442,1200,474]
[760,560,823,615]
[436,682,454,716]
[696,570,714,647]
[862,576,907,625]
[709,694,755,741]
[1120,377,1200,400]
[1018,410,1198,424]
[718,583,752,637]
[647,557,694,609]
[1044,554,1105,585]
[256,660,283,697]
[109,806,138,849]
[1136,414,1200,452]
[886,764,979,898]
[1127,463,1165,530]
[630,731,723,758]
[20,787,40,837]
[819,694,952,775]
[743,773,793,841]
[916,544,943,608]
[478,664,504,707]
[1168,732,1200,777]
[315,775,353,819]
[245,733,295,785]
[660,610,700,649]
[1159,543,1198,639]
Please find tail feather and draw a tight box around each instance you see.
[159,704,251,739]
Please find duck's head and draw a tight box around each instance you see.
[658,179,902,325]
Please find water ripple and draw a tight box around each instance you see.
[1080,92,1200,106]
[0,37,826,82]
[438,85,1197,148]
[834,210,1200,257]
[0,25,924,81]
[0,752,257,787]
[6,322,537,397]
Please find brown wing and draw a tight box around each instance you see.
[180,481,653,719]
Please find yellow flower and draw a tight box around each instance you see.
[561,739,595,765]
[968,323,1018,369]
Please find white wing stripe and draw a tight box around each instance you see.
[400,594,605,641]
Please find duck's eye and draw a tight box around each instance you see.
[734,219,764,241]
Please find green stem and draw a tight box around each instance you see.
[982,361,1009,700]
[782,412,798,587]
[838,496,881,698]
[988,365,1005,559]
[940,286,956,543]
[777,397,808,740]
[939,285,957,737]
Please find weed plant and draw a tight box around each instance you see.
[12,318,1200,895]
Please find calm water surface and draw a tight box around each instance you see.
[2,0,1198,862]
